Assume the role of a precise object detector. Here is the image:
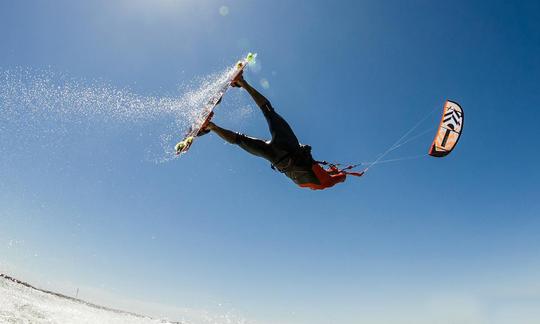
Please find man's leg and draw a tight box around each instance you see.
[207,122,275,160]
[233,75,300,151]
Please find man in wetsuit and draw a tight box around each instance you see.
[201,72,355,190]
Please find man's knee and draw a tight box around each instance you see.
[234,132,247,145]
[236,134,272,158]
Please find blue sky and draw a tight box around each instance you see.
[1,1,539,323]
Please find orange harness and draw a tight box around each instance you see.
[299,162,364,190]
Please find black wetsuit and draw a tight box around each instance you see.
[233,101,320,185]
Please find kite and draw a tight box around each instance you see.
[428,100,464,157]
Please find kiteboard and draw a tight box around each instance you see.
[174,53,257,156]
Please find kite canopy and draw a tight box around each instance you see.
[428,100,464,157]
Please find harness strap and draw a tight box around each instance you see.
[343,170,365,177]
[315,160,365,177]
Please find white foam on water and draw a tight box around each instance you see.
[0,66,238,163]
[0,275,253,324]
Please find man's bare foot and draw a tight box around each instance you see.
[231,71,246,88]
[197,121,216,137]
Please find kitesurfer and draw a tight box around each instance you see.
[199,72,362,190]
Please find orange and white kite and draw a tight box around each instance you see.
[428,100,464,157]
